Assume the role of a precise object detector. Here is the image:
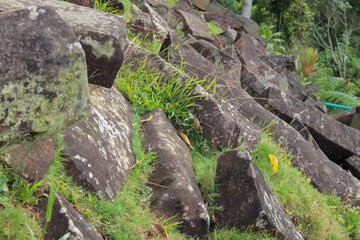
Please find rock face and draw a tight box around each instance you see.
[344,155,360,180]
[215,150,303,240]
[4,135,55,182]
[127,3,156,40]
[66,0,95,8]
[192,0,259,36]
[260,87,360,164]
[37,193,103,240]
[192,85,261,150]
[0,0,127,88]
[62,85,134,199]
[142,109,210,239]
[176,9,213,41]
[0,6,91,153]
[236,89,360,206]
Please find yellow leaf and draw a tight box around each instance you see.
[179,131,194,149]
[306,177,311,182]
[139,114,153,123]
[268,154,278,173]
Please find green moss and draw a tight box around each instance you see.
[0,53,91,153]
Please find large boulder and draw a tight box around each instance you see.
[215,150,303,240]
[192,85,261,150]
[142,109,210,239]
[153,4,184,29]
[176,9,213,42]
[0,0,127,88]
[127,3,156,40]
[36,192,103,240]
[260,87,360,164]
[62,85,134,199]
[0,6,91,153]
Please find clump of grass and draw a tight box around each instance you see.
[209,226,275,240]
[251,133,351,239]
[206,21,223,35]
[127,29,163,54]
[0,162,43,239]
[116,56,209,136]
[0,196,42,240]
[190,138,220,217]
[94,0,132,21]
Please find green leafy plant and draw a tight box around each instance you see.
[206,21,223,35]
[258,24,286,55]
[307,68,360,114]
[116,57,211,132]
[41,183,56,240]
[298,47,319,78]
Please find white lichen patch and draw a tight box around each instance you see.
[81,35,115,59]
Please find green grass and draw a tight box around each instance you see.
[165,0,176,7]
[0,196,42,239]
[126,29,163,54]
[206,21,223,35]
[251,133,358,239]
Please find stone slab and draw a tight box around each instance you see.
[215,150,303,240]
[63,85,134,199]
[0,6,91,153]
[0,0,127,88]
[142,108,210,239]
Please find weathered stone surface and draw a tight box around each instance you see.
[233,87,360,206]
[62,85,134,199]
[260,87,360,164]
[215,150,303,240]
[305,82,320,95]
[37,193,103,240]
[66,0,95,8]
[332,108,356,126]
[153,4,184,29]
[0,6,91,153]
[146,0,169,7]
[176,10,213,42]
[192,86,260,150]
[261,55,298,73]
[0,0,127,88]
[127,3,155,40]
[344,155,360,180]
[160,30,243,102]
[173,1,203,18]
[350,106,360,130]
[189,39,241,76]
[235,33,290,93]
[4,135,55,182]
[142,109,209,239]
[196,0,259,36]
[132,1,170,38]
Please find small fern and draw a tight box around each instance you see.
[317,90,360,107]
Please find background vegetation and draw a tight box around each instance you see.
[218,0,360,114]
